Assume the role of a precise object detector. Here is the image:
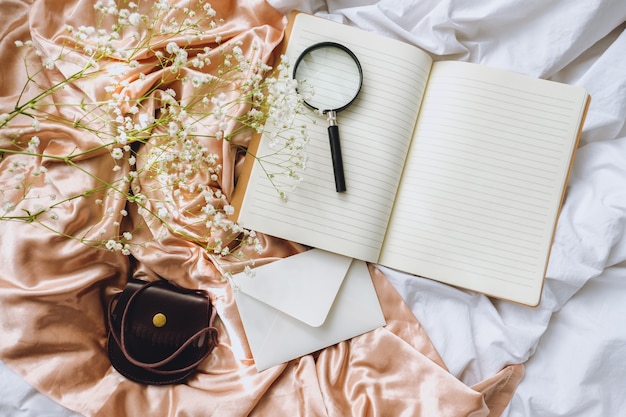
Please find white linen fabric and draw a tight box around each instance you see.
[1,0,625,416]
[267,1,626,416]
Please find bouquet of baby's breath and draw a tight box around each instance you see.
[0,0,309,259]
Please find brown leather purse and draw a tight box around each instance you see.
[107,278,218,385]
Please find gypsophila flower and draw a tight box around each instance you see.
[116,130,128,145]
[1,0,310,265]
[111,148,124,159]
[165,42,178,55]
[28,136,40,153]
[105,239,122,251]
[128,12,141,26]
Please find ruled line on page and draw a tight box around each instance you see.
[416,124,564,166]
[401,164,554,207]
[438,75,582,110]
[410,144,561,184]
[383,243,538,286]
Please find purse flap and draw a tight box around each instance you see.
[111,279,211,344]
[231,249,353,327]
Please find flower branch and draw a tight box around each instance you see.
[0,0,311,261]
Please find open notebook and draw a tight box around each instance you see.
[233,13,590,306]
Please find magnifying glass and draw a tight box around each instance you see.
[293,42,363,193]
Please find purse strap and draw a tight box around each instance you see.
[107,280,218,376]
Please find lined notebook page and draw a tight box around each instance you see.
[379,61,589,305]
[237,14,433,262]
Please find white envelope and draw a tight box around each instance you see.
[231,249,386,372]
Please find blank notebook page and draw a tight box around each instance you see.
[380,61,589,305]
[237,14,433,262]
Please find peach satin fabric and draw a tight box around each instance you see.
[0,1,523,416]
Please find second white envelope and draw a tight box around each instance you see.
[231,249,386,372]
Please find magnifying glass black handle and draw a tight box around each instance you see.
[328,124,346,192]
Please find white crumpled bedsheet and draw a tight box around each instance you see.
[2,1,625,416]
[273,1,626,416]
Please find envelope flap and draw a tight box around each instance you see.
[231,249,352,327]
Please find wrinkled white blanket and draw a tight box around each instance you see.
[2,1,625,416]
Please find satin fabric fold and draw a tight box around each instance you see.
[0,1,523,416]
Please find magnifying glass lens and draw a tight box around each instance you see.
[294,46,362,111]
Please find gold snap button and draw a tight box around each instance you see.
[152,313,167,328]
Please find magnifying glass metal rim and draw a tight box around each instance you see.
[293,42,363,193]
[293,41,363,113]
